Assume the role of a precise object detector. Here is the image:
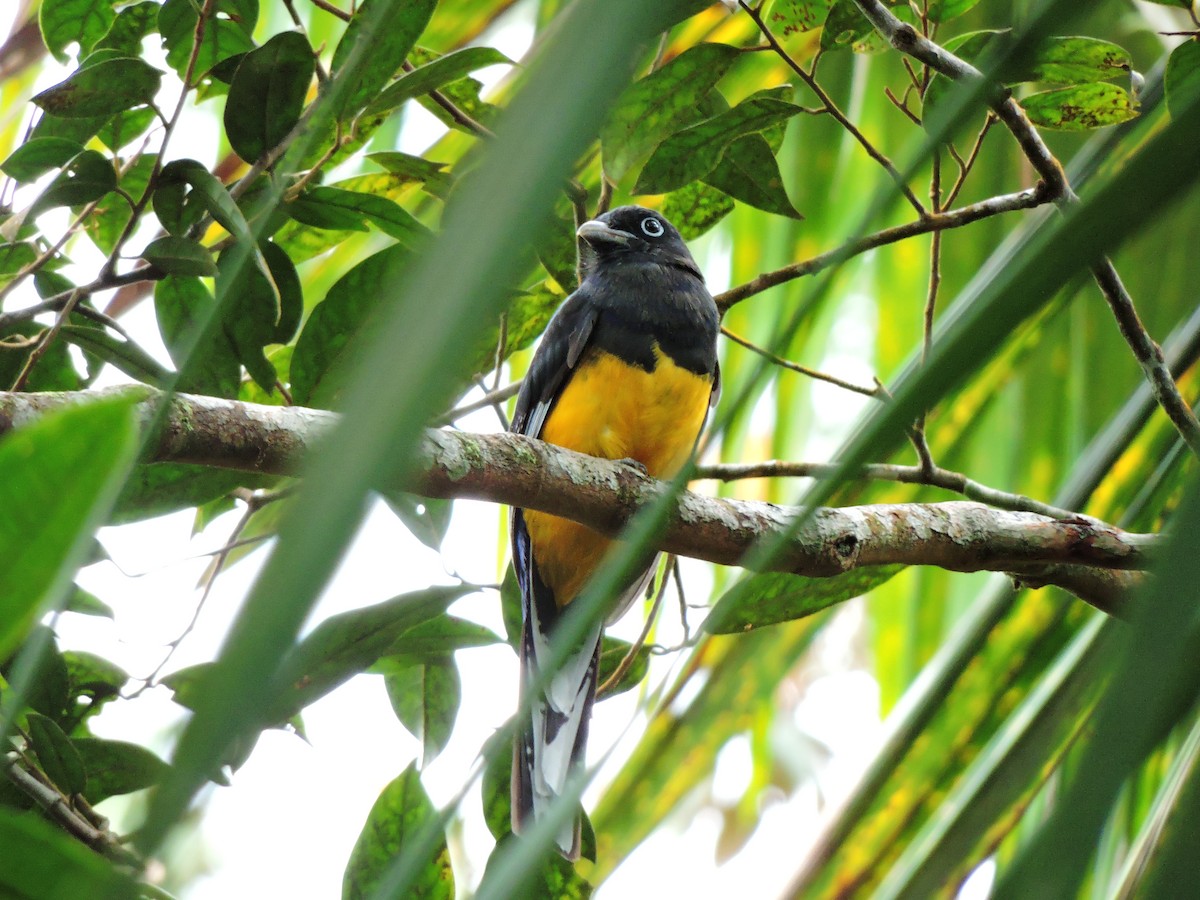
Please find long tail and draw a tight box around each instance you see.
[512,610,602,860]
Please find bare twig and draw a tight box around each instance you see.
[435,380,522,425]
[721,327,883,398]
[715,186,1045,310]
[597,556,674,697]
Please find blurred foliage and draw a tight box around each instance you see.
[1,0,1199,896]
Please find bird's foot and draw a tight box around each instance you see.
[615,457,649,476]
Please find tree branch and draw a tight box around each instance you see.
[851,0,1200,459]
[0,389,1156,615]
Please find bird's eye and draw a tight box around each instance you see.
[640,216,665,238]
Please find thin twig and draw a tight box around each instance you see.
[696,458,1080,521]
[434,380,522,425]
[715,186,1046,310]
[10,288,84,391]
[944,113,994,207]
[721,326,883,398]
[597,556,674,698]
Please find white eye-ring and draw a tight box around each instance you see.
[640,216,664,237]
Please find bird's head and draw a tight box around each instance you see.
[576,205,702,281]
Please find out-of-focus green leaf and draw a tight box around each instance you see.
[31,57,161,118]
[662,180,735,239]
[378,491,454,551]
[1166,40,1200,121]
[706,566,904,633]
[330,0,437,119]
[0,397,137,662]
[384,615,503,658]
[113,463,270,523]
[1020,83,1139,131]
[63,650,126,729]
[140,235,217,277]
[635,87,802,194]
[602,42,741,184]
[74,738,170,804]
[0,810,136,899]
[592,619,825,875]
[365,151,452,193]
[479,833,594,898]
[63,587,113,619]
[27,713,87,796]
[224,31,315,163]
[342,763,453,900]
[0,323,81,390]
[926,0,983,22]
[365,46,513,115]
[0,137,83,182]
[56,325,171,387]
[379,654,461,767]
[287,186,431,246]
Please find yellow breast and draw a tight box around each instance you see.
[523,345,713,605]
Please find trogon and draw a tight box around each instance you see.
[509,205,720,858]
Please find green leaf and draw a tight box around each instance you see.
[156,158,256,246]
[706,566,904,633]
[703,132,803,219]
[287,185,430,246]
[330,0,437,119]
[1020,82,1139,131]
[366,151,452,194]
[290,243,413,407]
[0,137,84,183]
[154,275,242,397]
[1166,40,1200,121]
[38,0,117,62]
[0,398,137,661]
[56,325,171,387]
[661,181,735,239]
[74,738,170,804]
[1142,0,1192,6]
[365,46,513,116]
[602,42,741,183]
[481,734,513,840]
[379,655,461,766]
[926,0,983,22]
[113,463,270,523]
[217,240,303,392]
[1024,37,1132,86]
[0,242,39,286]
[384,614,503,658]
[140,235,217,277]
[158,0,256,80]
[80,153,154,256]
[378,491,454,551]
[225,31,315,163]
[27,713,87,796]
[32,57,161,118]
[766,0,837,35]
[0,809,136,899]
[270,585,472,721]
[635,87,803,194]
[94,1,159,57]
[597,635,650,698]
[0,323,81,390]
[342,763,453,900]
[820,0,873,50]
[478,833,594,898]
[410,46,498,131]
[63,587,114,619]
[63,650,126,728]
[30,149,116,215]
[499,566,522,650]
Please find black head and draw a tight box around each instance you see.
[576,205,701,281]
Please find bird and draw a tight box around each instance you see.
[509,205,720,858]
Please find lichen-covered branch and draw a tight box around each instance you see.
[0,389,1156,615]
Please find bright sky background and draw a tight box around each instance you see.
[0,4,1001,897]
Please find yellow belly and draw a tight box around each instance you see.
[524,345,713,605]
